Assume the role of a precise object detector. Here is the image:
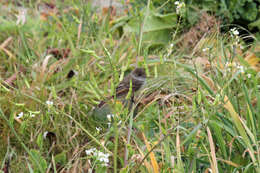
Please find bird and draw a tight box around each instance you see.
[92,67,146,122]
[98,67,146,107]
[115,67,146,98]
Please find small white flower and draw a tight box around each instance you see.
[234,30,239,35]
[170,43,174,48]
[99,157,109,163]
[86,148,110,166]
[43,131,49,139]
[106,114,114,122]
[237,65,245,74]
[231,28,239,36]
[107,114,111,120]
[85,150,92,155]
[174,1,180,5]
[17,112,24,119]
[31,114,35,118]
[46,100,53,106]
[96,127,102,133]
[247,74,251,79]
[85,148,97,155]
[94,151,110,164]
[202,48,209,52]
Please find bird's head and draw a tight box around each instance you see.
[131,68,146,81]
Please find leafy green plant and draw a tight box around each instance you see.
[28,150,47,173]
[131,0,260,39]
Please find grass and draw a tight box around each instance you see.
[0,1,260,172]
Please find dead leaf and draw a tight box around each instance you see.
[245,46,260,72]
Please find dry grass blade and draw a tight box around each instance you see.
[142,132,159,173]
[0,37,15,59]
[39,55,52,82]
[207,127,218,173]
[5,73,18,86]
[176,128,184,171]
[216,158,240,168]
[245,45,260,72]
[0,37,13,49]
[77,20,82,48]
[200,74,217,92]
[136,144,152,172]
[4,65,26,86]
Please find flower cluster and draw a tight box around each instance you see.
[85,148,110,166]
[46,100,53,106]
[175,1,185,14]
[230,28,240,45]
[17,112,36,119]
[226,62,245,74]
[225,62,253,79]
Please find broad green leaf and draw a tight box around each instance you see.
[36,134,43,150]
[29,149,47,173]
[124,9,177,45]
[54,151,67,165]
[124,11,177,33]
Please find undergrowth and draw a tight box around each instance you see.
[0,1,260,172]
